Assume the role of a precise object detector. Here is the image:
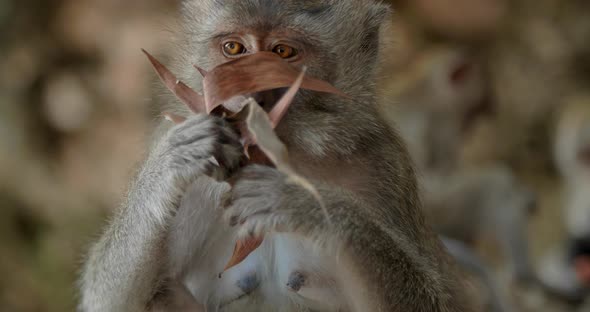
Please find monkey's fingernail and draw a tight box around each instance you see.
[203,163,216,179]
[221,192,233,208]
[209,156,220,167]
[163,113,187,124]
[229,216,239,226]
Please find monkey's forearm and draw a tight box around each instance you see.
[80,115,241,311]
[80,168,181,312]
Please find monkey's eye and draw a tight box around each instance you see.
[273,44,298,59]
[223,42,246,56]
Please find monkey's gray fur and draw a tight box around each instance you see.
[79,1,473,311]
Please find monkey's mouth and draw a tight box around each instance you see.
[251,88,289,112]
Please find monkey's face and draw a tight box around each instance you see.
[178,0,390,104]
[174,0,391,154]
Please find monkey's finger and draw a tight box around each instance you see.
[236,209,273,226]
[202,161,223,179]
[213,143,243,173]
[220,190,233,209]
[217,124,242,148]
[238,213,291,235]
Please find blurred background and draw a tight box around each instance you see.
[0,0,589,311]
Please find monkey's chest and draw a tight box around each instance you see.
[181,234,345,312]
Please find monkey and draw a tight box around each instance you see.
[380,48,491,174]
[380,48,537,284]
[538,100,590,302]
[423,168,537,283]
[79,1,473,311]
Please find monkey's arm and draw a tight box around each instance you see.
[79,116,241,312]
[224,165,466,312]
[80,167,181,312]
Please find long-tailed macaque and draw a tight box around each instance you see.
[382,48,536,283]
[80,1,472,311]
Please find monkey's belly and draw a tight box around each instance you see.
[168,179,346,311]
[182,234,347,312]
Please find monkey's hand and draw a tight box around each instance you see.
[223,165,332,238]
[151,114,243,186]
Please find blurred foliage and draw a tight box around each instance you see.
[0,0,178,310]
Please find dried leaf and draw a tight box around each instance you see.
[246,101,327,205]
[244,99,290,170]
[142,49,206,114]
[194,65,208,77]
[221,100,330,273]
[249,103,329,206]
[268,67,306,128]
[222,236,264,273]
[202,52,347,114]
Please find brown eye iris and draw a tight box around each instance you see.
[223,42,246,56]
[273,44,298,59]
